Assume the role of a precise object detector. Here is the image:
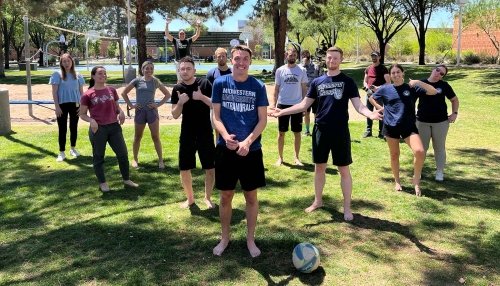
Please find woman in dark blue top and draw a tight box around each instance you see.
[370,64,437,196]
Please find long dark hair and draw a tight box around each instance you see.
[389,63,405,73]
[89,66,105,88]
[59,53,76,80]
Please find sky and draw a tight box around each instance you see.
[147,2,454,32]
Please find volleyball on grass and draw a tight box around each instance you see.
[292,242,320,273]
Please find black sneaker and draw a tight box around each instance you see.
[362,131,372,138]
[303,131,311,136]
[377,133,384,139]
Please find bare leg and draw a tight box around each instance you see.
[304,110,310,133]
[244,190,261,257]
[213,191,234,256]
[276,131,285,166]
[386,137,402,191]
[180,170,195,208]
[148,119,164,169]
[305,163,327,212]
[405,133,425,196]
[204,168,215,208]
[293,132,303,166]
[132,123,146,168]
[338,165,353,221]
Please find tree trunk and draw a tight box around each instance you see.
[136,0,147,76]
[0,0,5,78]
[417,24,426,65]
[272,0,287,73]
[377,34,387,65]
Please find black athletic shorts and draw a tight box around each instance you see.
[312,124,352,166]
[277,104,303,133]
[214,145,266,191]
[178,133,215,170]
[383,123,419,140]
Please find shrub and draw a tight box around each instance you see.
[462,51,481,65]
[478,53,496,64]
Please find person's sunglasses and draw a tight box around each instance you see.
[435,68,445,77]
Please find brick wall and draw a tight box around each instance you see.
[452,17,499,55]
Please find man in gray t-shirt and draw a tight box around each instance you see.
[272,48,308,166]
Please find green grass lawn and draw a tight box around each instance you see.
[0,66,499,285]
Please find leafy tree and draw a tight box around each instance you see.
[350,0,410,64]
[2,1,26,69]
[402,0,454,65]
[463,0,500,64]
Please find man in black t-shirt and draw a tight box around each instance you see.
[165,19,201,82]
[171,57,215,210]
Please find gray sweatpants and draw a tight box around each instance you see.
[416,120,449,171]
[89,122,130,183]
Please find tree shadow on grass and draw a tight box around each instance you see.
[305,206,435,255]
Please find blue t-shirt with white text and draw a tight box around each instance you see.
[212,75,269,151]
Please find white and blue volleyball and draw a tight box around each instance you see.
[292,242,320,273]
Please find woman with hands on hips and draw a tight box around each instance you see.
[79,66,139,192]
[121,61,171,169]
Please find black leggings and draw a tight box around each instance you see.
[57,102,79,151]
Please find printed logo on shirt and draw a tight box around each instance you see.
[221,88,256,112]
[91,93,115,105]
[317,82,345,100]
[436,88,442,94]
[283,74,299,84]
[403,90,411,97]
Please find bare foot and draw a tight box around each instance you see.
[305,202,323,213]
[294,159,304,166]
[213,240,229,256]
[179,199,194,209]
[131,160,139,168]
[344,210,354,221]
[158,160,165,169]
[275,158,283,166]
[415,184,422,197]
[99,182,110,192]
[247,240,261,258]
[123,180,139,188]
[204,198,215,209]
[394,182,402,192]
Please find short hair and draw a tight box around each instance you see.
[286,47,298,55]
[436,64,448,76]
[178,56,195,66]
[231,45,252,58]
[301,49,311,57]
[390,63,404,73]
[326,46,343,57]
[179,29,185,34]
[214,47,227,56]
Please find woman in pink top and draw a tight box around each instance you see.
[79,66,138,192]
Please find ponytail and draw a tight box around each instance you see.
[89,65,105,89]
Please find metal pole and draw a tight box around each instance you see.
[23,15,33,117]
[456,3,464,66]
[356,23,359,64]
[127,0,132,68]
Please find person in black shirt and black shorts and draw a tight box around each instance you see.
[171,57,215,209]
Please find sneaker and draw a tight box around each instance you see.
[69,148,80,157]
[377,133,384,139]
[56,152,66,162]
[362,130,372,138]
[435,170,444,181]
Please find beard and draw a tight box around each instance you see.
[288,59,296,64]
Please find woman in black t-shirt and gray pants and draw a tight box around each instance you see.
[416,65,459,182]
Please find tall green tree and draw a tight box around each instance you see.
[402,0,454,65]
[463,0,500,64]
[350,0,410,64]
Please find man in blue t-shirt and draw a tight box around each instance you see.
[211,45,268,258]
[271,46,383,221]
[206,47,232,84]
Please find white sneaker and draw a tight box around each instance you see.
[435,170,444,181]
[56,152,66,162]
[70,148,80,157]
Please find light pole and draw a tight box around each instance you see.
[456,0,468,66]
[124,0,136,83]
[23,15,33,117]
